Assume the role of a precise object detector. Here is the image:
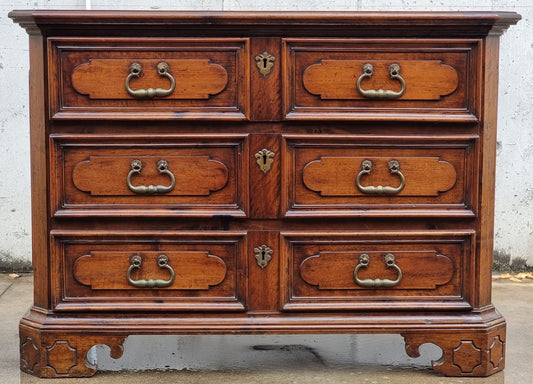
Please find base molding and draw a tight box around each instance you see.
[20,323,126,378]
[20,306,506,378]
[402,324,506,376]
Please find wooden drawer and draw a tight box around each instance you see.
[283,134,477,217]
[49,38,249,120]
[51,134,248,217]
[283,39,480,121]
[51,231,247,312]
[281,231,475,311]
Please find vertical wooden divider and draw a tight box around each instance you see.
[250,37,282,122]
[248,37,283,312]
[248,230,280,312]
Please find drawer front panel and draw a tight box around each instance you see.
[281,232,475,311]
[51,134,248,217]
[49,38,249,120]
[52,231,247,311]
[283,39,479,121]
[283,135,477,217]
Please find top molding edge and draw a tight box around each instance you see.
[9,10,521,37]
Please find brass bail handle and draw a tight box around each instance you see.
[127,254,176,288]
[356,159,405,195]
[356,63,406,99]
[125,61,176,98]
[354,253,402,288]
[127,159,176,195]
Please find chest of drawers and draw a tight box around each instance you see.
[9,10,519,378]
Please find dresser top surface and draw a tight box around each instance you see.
[9,10,520,37]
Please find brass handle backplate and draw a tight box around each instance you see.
[127,254,176,288]
[356,63,406,99]
[356,159,405,195]
[125,62,176,98]
[127,159,176,195]
[354,253,402,288]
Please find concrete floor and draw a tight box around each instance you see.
[1,274,531,383]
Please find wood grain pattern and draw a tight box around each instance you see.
[403,325,506,376]
[74,251,227,290]
[303,156,457,197]
[283,135,475,217]
[477,35,501,308]
[280,231,472,311]
[283,39,476,122]
[303,60,458,100]
[51,134,249,217]
[72,59,227,100]
[72,156,228,196]
[300,251,454,290]
[27,34,50,308]
[49,38,250,120]
[249,134,280,218]
[52,230,247,312]
[250,38,282,121]
[9,10,519,378]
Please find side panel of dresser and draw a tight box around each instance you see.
[477,35,501,308]
[28,32,51,310]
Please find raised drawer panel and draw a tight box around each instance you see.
[280,231,475,311]
[51,231,248,312]
[283,39,480,121]
[283,135,477,217]
[51,134,248,217]
[49,38,250,120]
[300,251,454,290]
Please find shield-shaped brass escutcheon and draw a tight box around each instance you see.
[255,51,276,77]
[255,148,275,174]
[254,245,273,269]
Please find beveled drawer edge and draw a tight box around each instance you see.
[54,301,247,312]
[51,110,249,121]
[50,229,249,238]
[50,133,250,218]
[282,209,476,218]
[282,38,482,123]
[53,208,248,218]
[50,230,249,313]
[279,229,476,238]
[284,111,479,123]
[281,300,473,311]
[281,133,479,218]
[279,229,477,312]
[48,37,251,121]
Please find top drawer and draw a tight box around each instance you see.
[48,38,250,120]
[283,39,480,122]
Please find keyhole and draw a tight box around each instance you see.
[261,250,266,261]
[263,58,268,69]
[262,154,267,165]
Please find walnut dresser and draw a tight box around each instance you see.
[9,10,520,378]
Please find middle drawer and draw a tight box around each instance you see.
[283,134,478,218]
[51,134,248,217]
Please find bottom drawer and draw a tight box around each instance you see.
[281,231,475,311]
[51,231,247,311]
